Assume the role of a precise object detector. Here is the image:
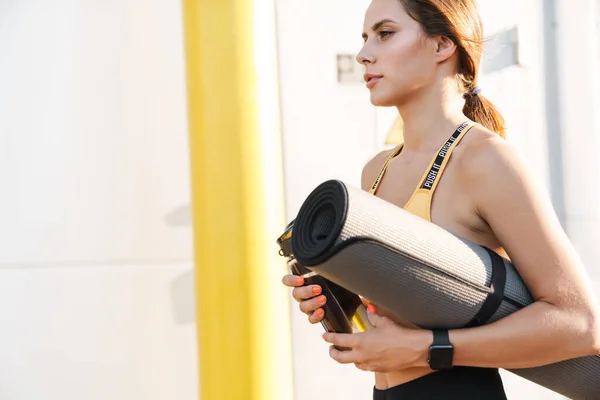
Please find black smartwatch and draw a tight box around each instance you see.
[428,329,454,370]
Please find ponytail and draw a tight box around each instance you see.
[397,0,508,139]
[462,89,507,139]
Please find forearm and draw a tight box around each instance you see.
[418,301,599,369]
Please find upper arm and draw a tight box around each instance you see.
[465,138,597,311]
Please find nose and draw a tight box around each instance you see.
[356,47,375,65]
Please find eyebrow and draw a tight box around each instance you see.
[362,19,399,40]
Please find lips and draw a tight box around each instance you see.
[364,73,383,89]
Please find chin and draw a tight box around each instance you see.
[369,93,396,107]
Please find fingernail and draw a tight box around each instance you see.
[316,308,324,317]
[317,295,326,305]
[296,277,304,285]
[367,304,376,313]
[312,286,321,294]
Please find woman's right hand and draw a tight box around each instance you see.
[281,273,327,324]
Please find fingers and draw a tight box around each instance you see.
[298,293,327,314]
[322,331,360,350]
[282,274,325,323]
[354,363,372,372]
[291,284,322,303]
[297,290,326,309]
[328,345,364,364]
[298,293,325,313]
[282,274,322,301]
[282,274,324,300]
[308,308,325,324]
[298,290,327,323]
[281,274,304,287]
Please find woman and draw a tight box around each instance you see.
[282,0,600,399]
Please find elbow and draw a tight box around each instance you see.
[578,307,600,356]
[587,315,600,356]
[556,303,600,357]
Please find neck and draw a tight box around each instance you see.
[397,80,468,153]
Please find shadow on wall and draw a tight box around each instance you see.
[165,204,193,227]
[165,204,196,325]
[170,267,197,325]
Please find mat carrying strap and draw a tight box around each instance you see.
[464,247,507,327]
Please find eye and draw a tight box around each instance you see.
[379,30,394,40]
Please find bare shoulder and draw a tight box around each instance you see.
[456,125,526,186]
[455,124,553,222]
[361,147,397,191]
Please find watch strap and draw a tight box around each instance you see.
[433,329,451,346]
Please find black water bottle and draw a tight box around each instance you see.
[277,220,370,349]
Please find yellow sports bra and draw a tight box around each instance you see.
[368,122,476,222]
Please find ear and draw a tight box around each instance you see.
[431,35,457,63]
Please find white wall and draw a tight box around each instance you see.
[556,0,600,290]
[0,1,198,399]
[275,0,568,398]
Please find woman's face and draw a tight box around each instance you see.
[357,0,439,107]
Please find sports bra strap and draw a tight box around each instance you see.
[368,122,475,197]
[368,144,403,195]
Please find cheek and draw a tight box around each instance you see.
[382,39,432,89]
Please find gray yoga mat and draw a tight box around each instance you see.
[290,179,600,400]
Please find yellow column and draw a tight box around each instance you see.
[181,0,294,399]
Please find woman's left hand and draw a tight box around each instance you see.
[321,310,431,372]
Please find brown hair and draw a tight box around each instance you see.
[399,0,507,138]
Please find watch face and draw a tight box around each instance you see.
[429,345,454,369]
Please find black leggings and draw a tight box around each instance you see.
[373,367,508,400]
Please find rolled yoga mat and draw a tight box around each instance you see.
[290,179,600,400]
